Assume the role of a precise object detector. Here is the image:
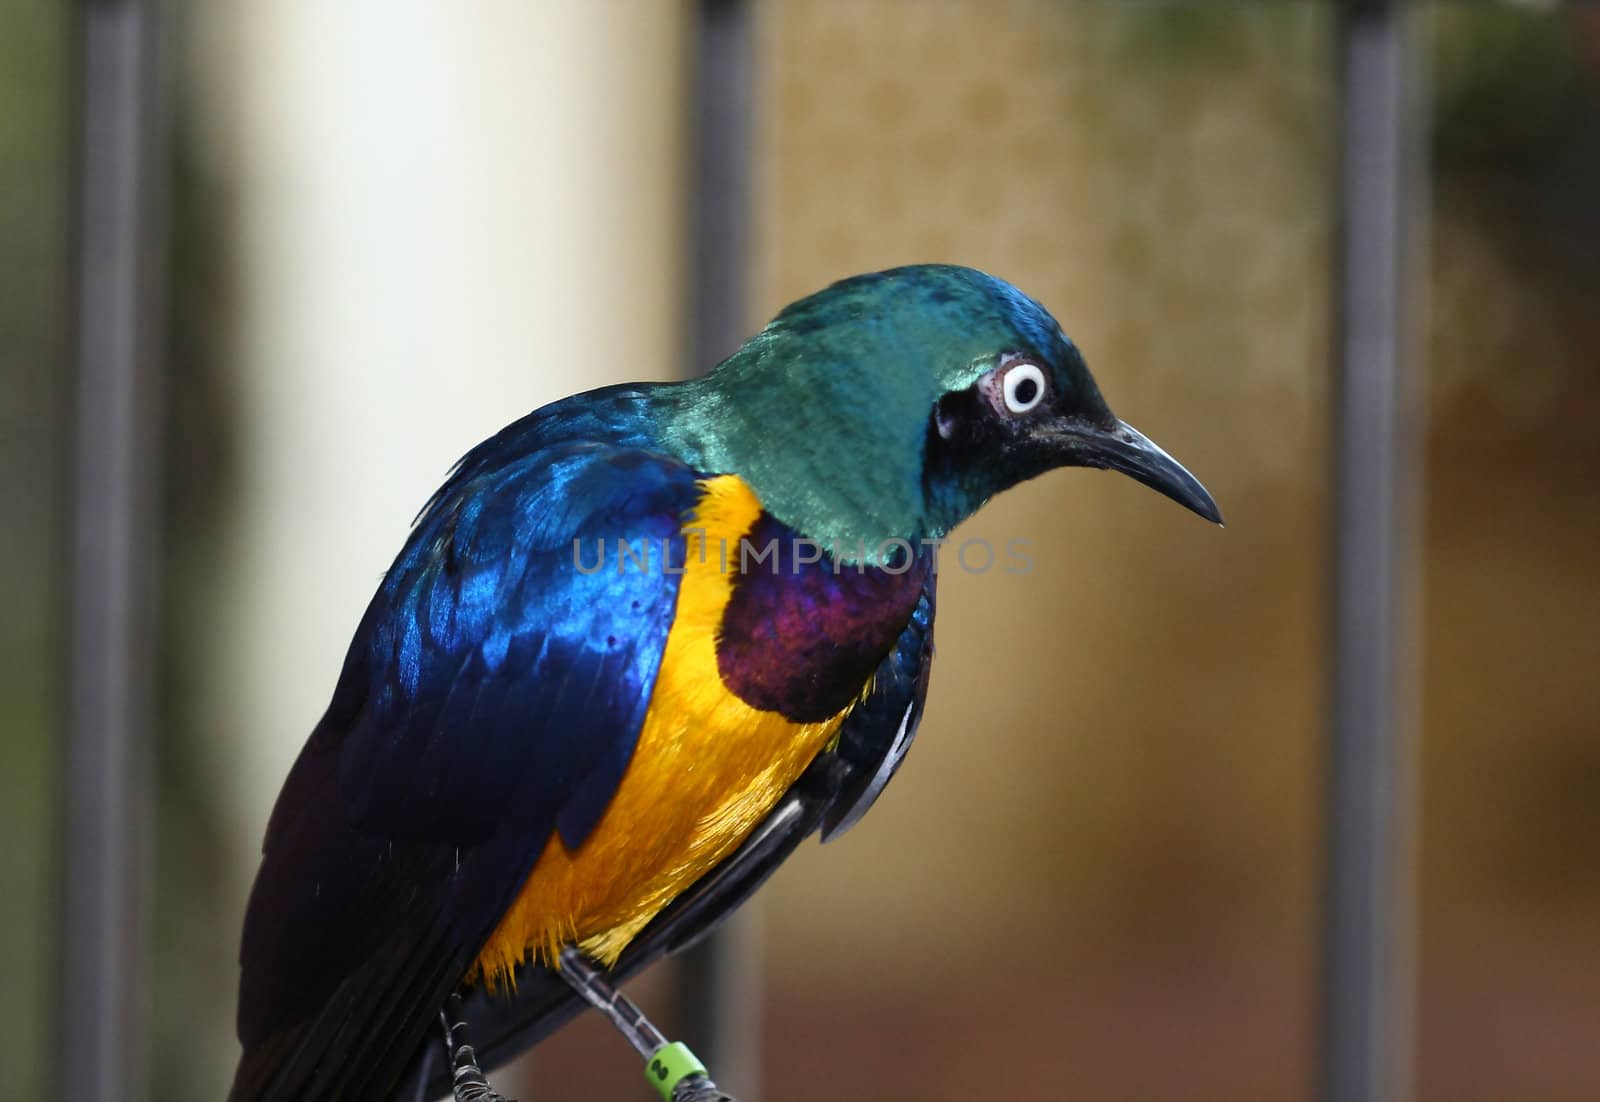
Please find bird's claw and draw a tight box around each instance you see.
[441,994,517,1102]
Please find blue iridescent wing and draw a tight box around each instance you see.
[231,439,699,1102]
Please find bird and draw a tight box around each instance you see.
[229,264,1221,1102]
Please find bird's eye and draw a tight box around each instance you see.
[1002,363,1047,415]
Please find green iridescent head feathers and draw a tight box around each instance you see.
[658,264,1217,556]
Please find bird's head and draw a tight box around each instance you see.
[665,265,1220,558]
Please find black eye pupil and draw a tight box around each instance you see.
[1012,377,1038,407]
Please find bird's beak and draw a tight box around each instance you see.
[1054,418,1223,525]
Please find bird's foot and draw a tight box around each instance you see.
[440,992,517,1102]
[557,947,735,1102]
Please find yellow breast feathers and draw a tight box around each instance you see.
[472,475,850,986]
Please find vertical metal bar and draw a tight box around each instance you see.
[61,1,162,1100]
[1323,3,1425,1102]
[687,0,755,371]
[677,0,761,1098]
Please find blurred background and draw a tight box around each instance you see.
[4,2,1598,1100]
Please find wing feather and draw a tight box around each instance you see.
[231,440,700,1101]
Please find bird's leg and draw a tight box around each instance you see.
[439,992,517,1102]
[557,946,735,1102]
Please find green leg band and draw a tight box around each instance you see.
[644,1040,708,1101]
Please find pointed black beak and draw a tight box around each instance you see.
[1064,418,1223,524]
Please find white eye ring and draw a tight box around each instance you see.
[1002,363,1047,415]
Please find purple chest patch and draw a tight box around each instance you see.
[716,513,931,722]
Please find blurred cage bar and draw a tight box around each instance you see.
[62,2,164,1100]
[56,1,1446,1100]
[1324,2,1427,1100]
[675,1,765,1100]
[1324,7,1425,1102]
[61,1,164,1101]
